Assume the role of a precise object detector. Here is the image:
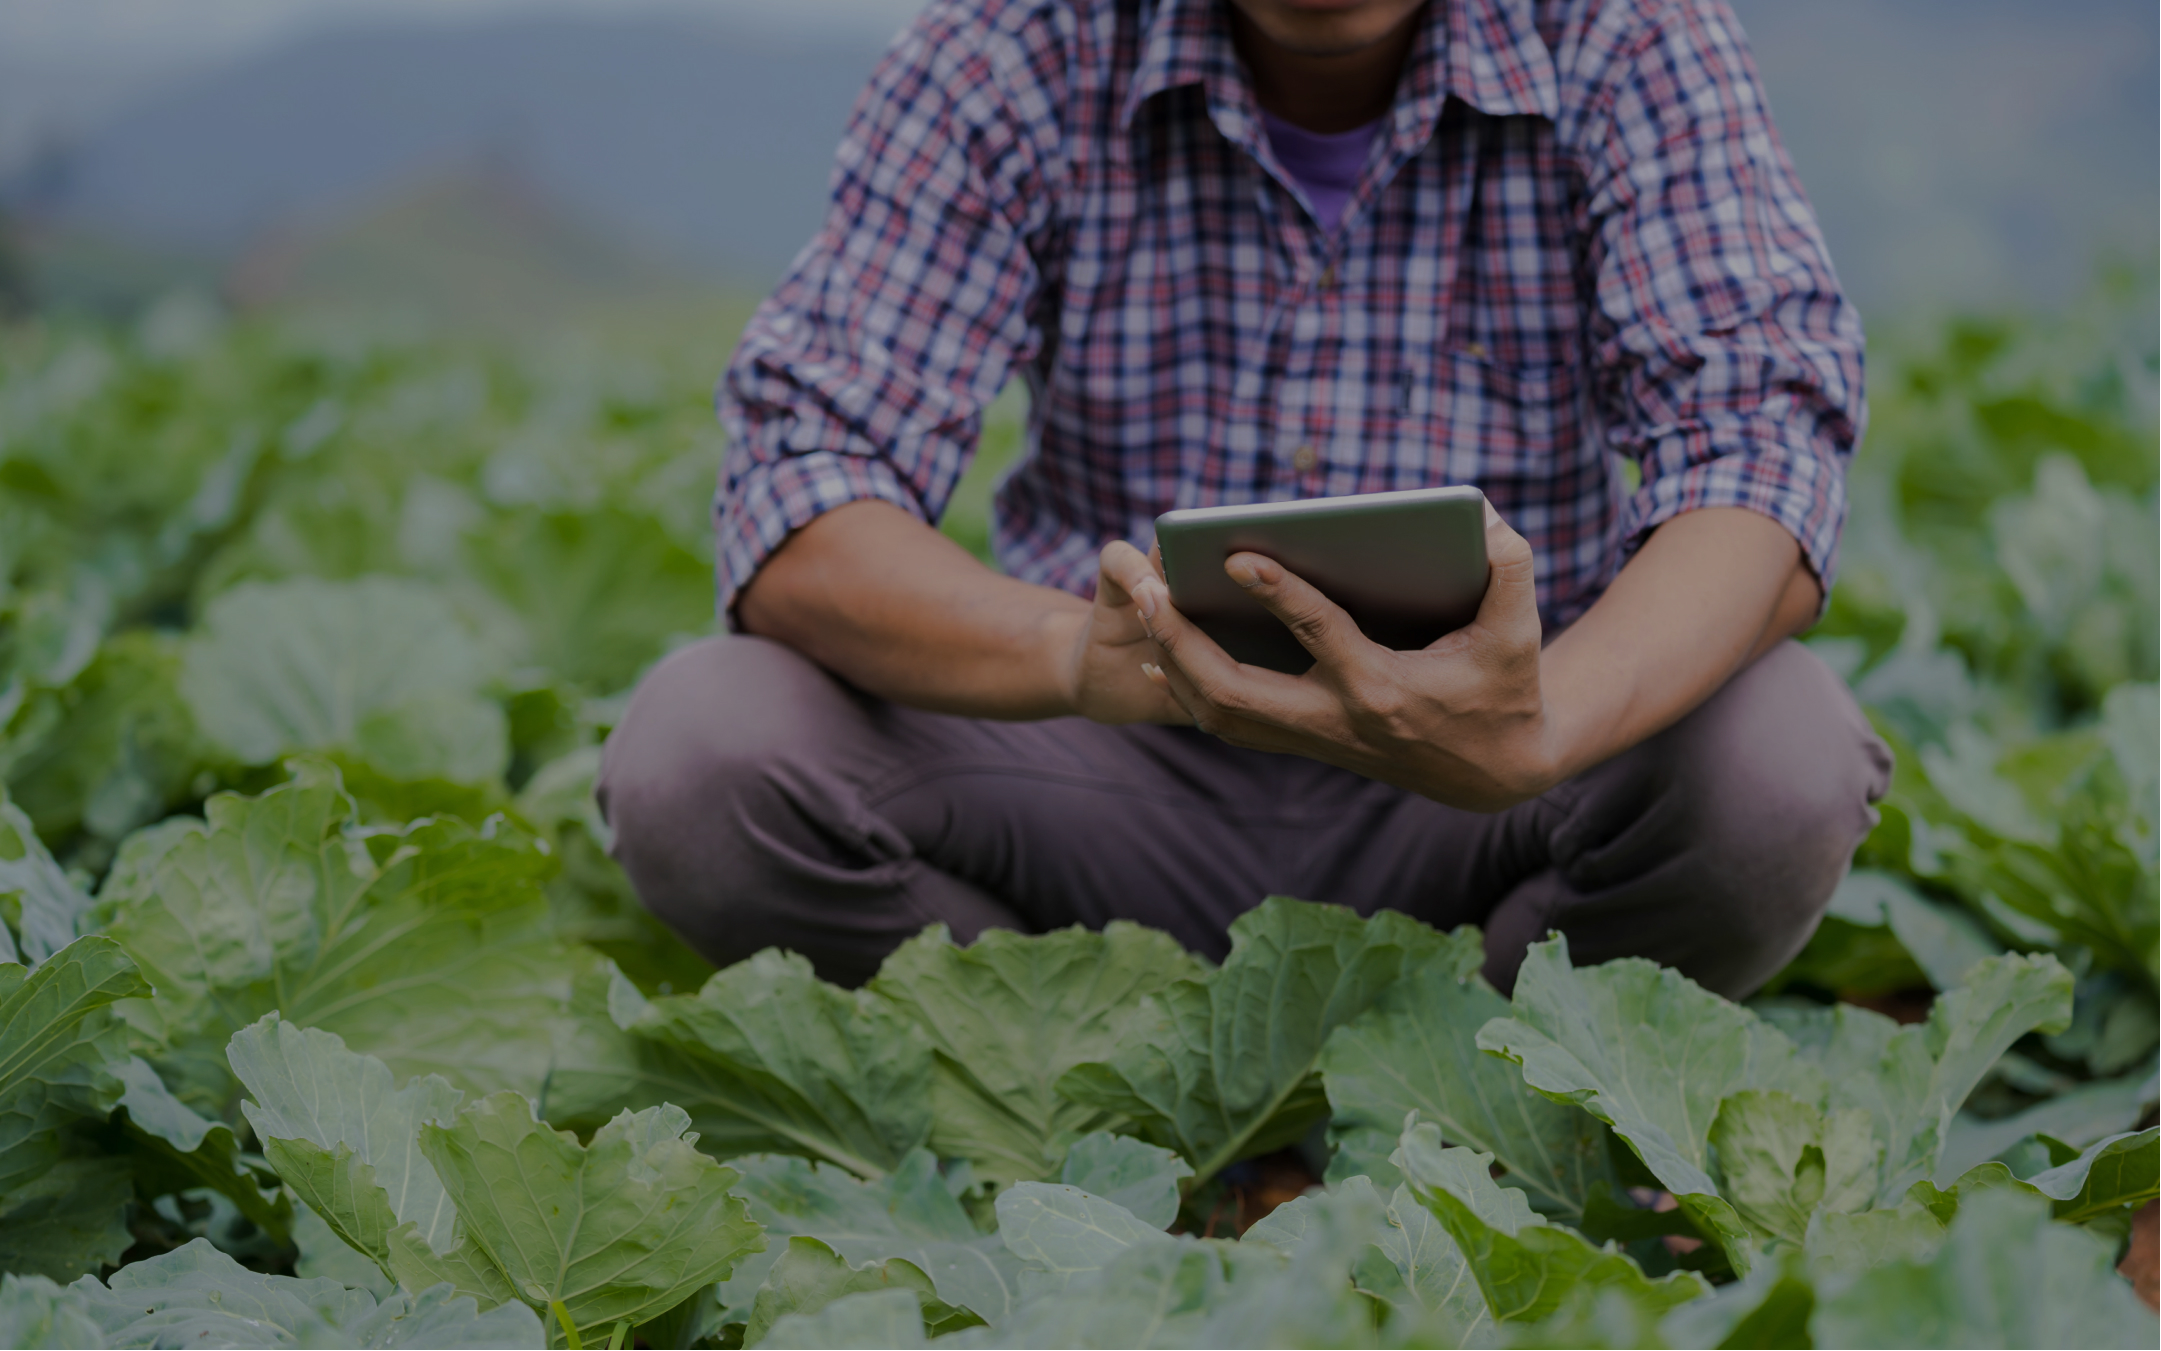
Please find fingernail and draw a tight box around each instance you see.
[1141,662,1165,682]
[1135,580,1160,620]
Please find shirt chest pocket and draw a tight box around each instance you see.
[1403,349,1583,482]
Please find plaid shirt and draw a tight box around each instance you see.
[717,0,1863,631]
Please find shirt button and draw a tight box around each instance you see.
[1319,264,1338,289]
[1464,341,1489,359]
[1291,444,1320,473]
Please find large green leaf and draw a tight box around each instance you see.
[988,1197,1383,1349]
[1058,897,1461,1188]
[1055,1131,1191,1230]
[1320,951,1614,1219]
[866,922,1204,1188]
[228,1014,463,1274]
[994,1181,1170,1298]
[45,1237,545,1348]
[179,575,509,783]
[759,1288,928,1351]
[742,1237,975,1348]
[0,786,97,965]
[418,1093,766,1332]
[1769,953,2075,1199]
[607,952,933,1179]
[0,935,148,1161]
[1395,1126,1706,1327]
[0,934,148,1277]
[99,763,586,1114]
[1707,1090,1878,1245]
[0,1157,136,1283]
[112,1052,293,1244]
[1476,936,1812,1202]
[461,508,713,695]
[1809,1187,2153,1348]
[0,1273,108,1348]
[721,1150,1022,1328]
[2024,1127,2159,1222]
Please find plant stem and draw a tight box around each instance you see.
[551,1299,584,1350]
[608,1320,632,1350]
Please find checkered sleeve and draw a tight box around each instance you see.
[713,1,1062,623]
[1577,0,1866,604]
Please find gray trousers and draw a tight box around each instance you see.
[598,636,1892,998]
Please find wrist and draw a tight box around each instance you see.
[1037,604,1090,717]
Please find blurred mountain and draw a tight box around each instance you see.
[222,156,699,329]
[6,14,889,290]
[0,1,2152,320]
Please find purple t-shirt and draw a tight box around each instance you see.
[1260,110,1382,235]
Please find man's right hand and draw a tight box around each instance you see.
[739,499,1186,725]
[1059,540,1188,724]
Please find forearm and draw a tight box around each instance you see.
[1539,506,1820,780]
[736,500,1086,719]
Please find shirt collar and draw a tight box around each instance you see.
[1119,0,1559,133]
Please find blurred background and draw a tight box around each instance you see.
[1,0,2154,327]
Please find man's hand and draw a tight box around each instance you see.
[1106,504,1819,811]
[1059,549,1191,725]
[1104,507,1561,809]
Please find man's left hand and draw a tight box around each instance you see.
[1101,504,1562,812]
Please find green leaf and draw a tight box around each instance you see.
[462,508,715,696]
[866,922,1204,1188]
[419,1093,766,1332]
[1369,1180,1494,1347]
[0,934,147,1272]
[1828,871,2002,991]
[1708,1090,1878,1244]
[0,936,148,1127]
[1809,1187,2154,1349]
[54,1237,546,1348]
[1394,1127,1706,1327]
[741,1237,967,1348]
[994,1181,1169,1298]
[0,1156,136,1283]
[1320,953,1615,1218]
[0,788,96,965]
[1476,937,1812,1202]
[1771,953,2075,1199]
[100,763,586,1112]
[292,1199,393,1297]
[607,953,933,1180]
[0,1272,108,1349]
[990,1199,1384,1349]
[758,1288,927,1351]
[1056,1131,1191,1230]
[229,1014,463,1273]
[112,1052,292,1243]
[1937,1065,2156,1179]
[720,1150,1023,1327]
[1058,897,1461,1188]
[2024,1127,2158,1222]
[1658,1247,1815,1351]
[1803,1200,1949,1280]
[180,575,509,783]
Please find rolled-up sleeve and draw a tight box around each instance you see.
[1578,0,1865,605]
[713,2,1060,622]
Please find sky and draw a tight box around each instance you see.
[0,0,928,171]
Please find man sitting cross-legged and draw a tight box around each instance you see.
[599,0,1893,997]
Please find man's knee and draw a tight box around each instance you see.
[597,635,858,901]
[1555,642,1894,996]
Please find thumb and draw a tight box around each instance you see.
[1474,499,1540,639]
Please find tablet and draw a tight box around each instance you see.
[1153,486,1490,674]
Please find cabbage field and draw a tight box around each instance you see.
[0,287,2154,1348]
